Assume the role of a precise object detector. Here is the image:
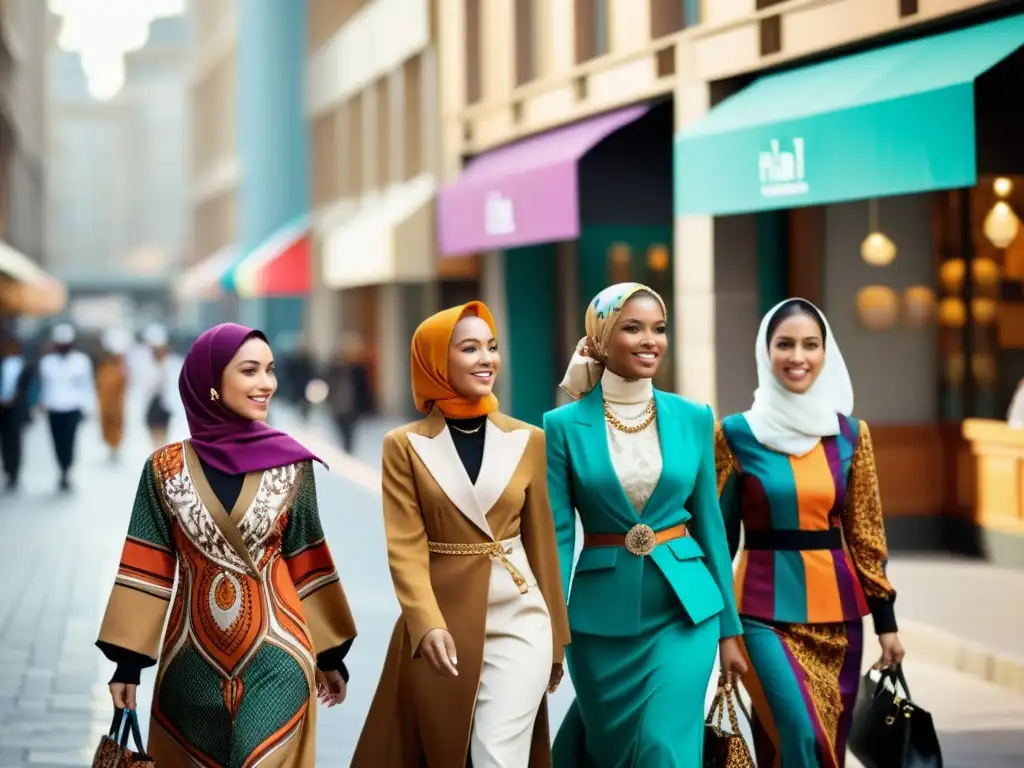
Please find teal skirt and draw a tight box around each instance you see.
[553,560,720,767]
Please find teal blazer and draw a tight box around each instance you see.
[543,386,742,639]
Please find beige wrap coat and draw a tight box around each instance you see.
[351,408,571,766]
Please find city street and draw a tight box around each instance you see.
[1,411,1023,766]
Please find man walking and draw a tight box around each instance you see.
[323,332,373,454]
[0,337,33,491]
[38,323,95,492]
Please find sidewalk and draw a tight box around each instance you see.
[271,405,405,493]
[0,417,154,767]
[882,556,1024,696]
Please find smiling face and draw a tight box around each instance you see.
[447,314,500,402]
[768,311,826,394]
[602,293,668,380]
[220,336,277,421]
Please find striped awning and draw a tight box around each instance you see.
[223,217,312,298]
[174,245,238,302]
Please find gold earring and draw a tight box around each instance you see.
[209,388,220,401]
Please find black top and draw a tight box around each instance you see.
[99,455,351,685]
[446,415,487,483]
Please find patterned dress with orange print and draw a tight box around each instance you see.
[97,442,356,768]
[716,414,896,768]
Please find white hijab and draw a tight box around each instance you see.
[745,298,854,456]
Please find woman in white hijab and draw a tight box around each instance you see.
[715,298,905,768]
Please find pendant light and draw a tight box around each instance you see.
[983,177,1020,249]
[861,199,897,266]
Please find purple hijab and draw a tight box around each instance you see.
[179,323,322,475]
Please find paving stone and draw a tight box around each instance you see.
[24,750,93,767]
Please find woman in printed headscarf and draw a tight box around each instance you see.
[96,323,357,768]
[352,301,570,768]
[547,283,746,766]
[716,298,905,768]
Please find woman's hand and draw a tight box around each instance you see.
[719,637,748,687]
[418,628,459,678]
[548,663,564,693]
[109,682,137,710]
[315,669,347,708]
[878,633,905,668]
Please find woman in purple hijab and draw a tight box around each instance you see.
[95,323,357,767]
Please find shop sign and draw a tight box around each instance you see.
[484,191,516,237]
[759,138,808,199]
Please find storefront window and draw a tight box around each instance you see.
[600,238,675,392]
[934,178,1024,421]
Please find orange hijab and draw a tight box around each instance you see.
[411,301,500,419]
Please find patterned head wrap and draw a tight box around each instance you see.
[558,282,667,400]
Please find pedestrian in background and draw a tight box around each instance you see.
[95,328,130,463]
[288,337,316,420]
[37,323,95,492]
[324,331,373,454]
[97,322,357,767]
[0,336,34,492]
[716,298,905,767]
[352,302,569,768]
[546,283,745,766]
[142,323,181,449]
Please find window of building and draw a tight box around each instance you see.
[341,94,363,198]
[464,0,482,104]
[514,0,538,86]
[651,0,687,38]
[403,55,423,180]
[307,0,364,53]
[311,110,338,208]
[575,0,610,64]
[376,76,390,189]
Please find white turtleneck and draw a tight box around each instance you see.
[601,369,662,512]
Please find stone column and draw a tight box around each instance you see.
[673,41,718,410]
[236,0,308,344]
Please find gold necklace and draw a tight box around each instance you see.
[604,398,656,434]
[449,422,483,435]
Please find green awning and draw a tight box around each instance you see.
[674,13,1024,216]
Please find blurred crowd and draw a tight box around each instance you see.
[0,322,375,494]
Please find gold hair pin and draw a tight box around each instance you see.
[209,388,220,401]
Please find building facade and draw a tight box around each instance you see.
[436,0,1024,550]
[4,0,46,263]
[182,0,239,330]
[46,14,191,327]
[306,0,481,417]
[0,0,64,322]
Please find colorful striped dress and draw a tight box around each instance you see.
[715,413,897,768]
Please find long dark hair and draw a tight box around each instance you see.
[765,299,827,349]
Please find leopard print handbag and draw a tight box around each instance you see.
[703,682,755,768]
[92,708,156,768]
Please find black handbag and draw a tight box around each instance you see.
[848,665,942,768]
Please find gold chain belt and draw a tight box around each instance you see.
[427,540,529,594]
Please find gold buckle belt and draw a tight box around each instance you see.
[427,540,529,594]
[583,523,688,557]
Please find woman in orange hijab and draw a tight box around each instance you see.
[352,301,570,768]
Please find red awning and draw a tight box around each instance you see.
[230,218,312,298]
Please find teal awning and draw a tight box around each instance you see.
[674,13,1024,216]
